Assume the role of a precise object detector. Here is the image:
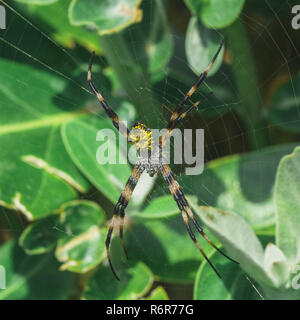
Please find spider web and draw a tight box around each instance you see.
[0,0,299,299]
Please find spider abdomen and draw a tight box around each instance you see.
[136,149,163,177]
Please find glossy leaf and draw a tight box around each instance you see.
[0,3,87,75]
[260,283,300,300]
[60,200,106,232]
[189,198,273,287]
[56,226,106,273]
[181,143,297,230]
[145,286,169,300]
[19,214,62,254]
[185,17,224,77]
[194,249,262,300]
[19,200,107,273]
[264,243,289,288]
[275,146,300,264]
[125,0,174,73]
[62,119,132,204]
[0,58,91,220]
[268,71,300,133]
[23,0,102,52]
[69,0,143,35]
[55,201,106,273]
[185,0,245,29]
[125,215,213,283]
[82,262,153,300]
[130,195,178,221]
[146,33,173,73]
[15,0,58,4]
[0,241,72,300]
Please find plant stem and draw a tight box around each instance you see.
[99,33,162,128]
[224,19,270,149]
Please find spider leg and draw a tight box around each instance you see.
[166,40,224,131]
[159,92,212,147]
[106,204,121,281]
[170,92,213,130]
[88,52,130,140]
[105,165,144,280]
[159,41,223,149]
[119,206,128,260]
[160,164,221,278]
[160,164,238,279]
[184,201,239,265]
[171,178,238,265]
[181,209,222,279]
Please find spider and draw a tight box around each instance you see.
[88,40,239,280]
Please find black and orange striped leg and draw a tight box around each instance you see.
[169,92,213,131]
[105,165,144,280]
[119,205,128,260]
[166,40,224,131]
[106,204,121,281]
[173,185,239,265]
[88,52,130,140]
[159,93,213,148]
[184,205,239,265]
[160,163,238,279]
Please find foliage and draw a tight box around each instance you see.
[0,0,299,300]
[193,147,300,299]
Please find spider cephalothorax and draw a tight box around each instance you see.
[88,40,239,281]
[128,121,152,150]
[128,122,162,177]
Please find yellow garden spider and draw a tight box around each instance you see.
[88,40,239,280]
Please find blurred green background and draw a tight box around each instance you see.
[0,0,300,300]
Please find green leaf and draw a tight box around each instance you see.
[55,201,106,273]
[56,226,106,273]
[189,198,274,287]
[125,0,174,73]
[0,241,72,300]
[61,119,132,204]
[260,283,300,300]
[60,200,106,232]
[130,195,178,221]
[19,200,107,273]
[268,71,300,133]
[0,58,91,220]
[15,0,58,4]
[145,286,169,300]
[69,0,143,35]
[264,243,289,288]
[275,146,300,264]
[146,32,173,73]
[181,143,298,230]
[125,215,213,283]
[19,213,62,254]
[22,0,102,52]
[82,262,153,300]
[185,17,224,77]
[185,0,245,29]
[194,249,261,300]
